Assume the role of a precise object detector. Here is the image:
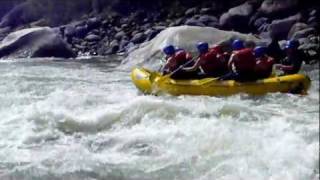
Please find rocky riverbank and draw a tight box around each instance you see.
[0,0,319,60]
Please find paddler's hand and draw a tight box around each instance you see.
[274,64,283,70]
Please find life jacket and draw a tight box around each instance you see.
[199,50,224,75]
[229,48,255,74]
[165,51,192,72]
[254,56,275,79]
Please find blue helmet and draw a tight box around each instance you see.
[285,40,300,49]
[197,42,209,54]
[232,39,244,50]
[163,45,175,55]
[254,46,267,58]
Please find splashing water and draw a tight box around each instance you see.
[0,58,318,180]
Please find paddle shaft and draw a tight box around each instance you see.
[167,57,198,77]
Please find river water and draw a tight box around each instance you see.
[0,57,318,180]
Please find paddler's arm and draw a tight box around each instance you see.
[183,57,201,72]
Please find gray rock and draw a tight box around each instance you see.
[115,31,126,40]
[144,29,160,41]
[64,25,76,37]
[91,29,100,35]
[119,39,129,52]
[131,32,146,44]
[200,8,212,14]
[287,23,308,39]
[0,27,11,35]
[185,7,197,17]
[0,27,75,58]
[174,18,185,26]
[254,17,270,32]
[185,18,205,27]
[207,22,220,28]
[292,28,316,39]
[267,13,302,40]
[198,15,218,25]
[87,17,101,30]
[219,2,255,32]
[75,26,88,38]
[106,39,119,54]
[85,34,101,42]
[153,26,166,31]
[259,0,298,17]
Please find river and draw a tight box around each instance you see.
[0,57,318,180]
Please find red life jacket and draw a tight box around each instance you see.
[254,56,275,78]
[165,51,192,72]
[199,50,224,74]
[209,45,223,54]
[229,48,255,74]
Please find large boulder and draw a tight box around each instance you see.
[122,26,265,69]
[219,1,256,33]
[0,27,75,59]
[263,13,302,40]
[259,0,299,18]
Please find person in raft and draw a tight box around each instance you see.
[182,42,227,78]
[275,40,309,75]
[161,45,197,79]
[253,46,275,79]
[219,39,256,81]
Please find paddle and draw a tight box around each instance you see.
[162,56,198,79]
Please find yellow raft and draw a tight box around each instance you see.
[131,67,311,96]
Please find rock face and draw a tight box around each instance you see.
[0,27,75,58]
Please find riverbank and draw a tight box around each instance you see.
[0,0,319,60]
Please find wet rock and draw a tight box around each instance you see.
[106,39,119,54]
[74,26,88,38]
[131,32,146,44]
[259,0,299,18]
[207,22,220,28]
[145,29,160,41]
[87,17,101,30]
[85,34,101,42]
[219,1,255,33]
[64,25,76,37]
[287,23,308,39]
[185,7,197,17]
[115,31,126,40]
[0,27,11,37]
[266,13,302,40]
[198,15,218,25]
[253,17,270,32]
[153,26,166,32]
[291,28,316,40]
[200,8,212,15]
[185,18,205,27]
[174,18,185,26]
[0,27,75,58]
[119,39,129,52]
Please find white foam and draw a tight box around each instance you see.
[0,59,318,180]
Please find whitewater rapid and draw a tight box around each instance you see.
[0,58,318,180]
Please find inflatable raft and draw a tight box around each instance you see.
[131,67,311,96]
